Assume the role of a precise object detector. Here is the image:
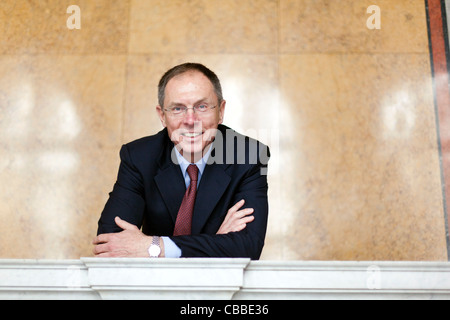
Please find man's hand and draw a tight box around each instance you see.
[216,200,255,235]
[92,217,162,257]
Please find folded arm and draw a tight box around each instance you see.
[93,200,257,258]
[169,162,269,260]
[95,144,269,260]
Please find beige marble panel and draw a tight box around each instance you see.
[0,0,130,54]
[280,0,429,53]
[279,53,447,261]
[128,0,278,54]
[0,55,126,258]
[0,0,445,261]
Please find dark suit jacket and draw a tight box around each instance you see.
[97,124,270,260]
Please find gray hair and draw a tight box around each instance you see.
[158,63,223,107]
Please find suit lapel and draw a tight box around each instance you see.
[154,138,186,224]
[154,163,186,224]
[192,163,231,234]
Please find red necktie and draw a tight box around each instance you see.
[173,164,199,236]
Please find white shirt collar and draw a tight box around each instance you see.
[174,145,212,180]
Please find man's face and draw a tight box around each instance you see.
[156,71,226,162]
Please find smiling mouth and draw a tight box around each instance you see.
[181,132,203,138]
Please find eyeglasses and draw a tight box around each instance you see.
[164,104,217,117]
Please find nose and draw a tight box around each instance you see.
[182,108,198,125]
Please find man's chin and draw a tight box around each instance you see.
[177,142,205,160]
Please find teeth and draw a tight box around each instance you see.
[182,132,202,138]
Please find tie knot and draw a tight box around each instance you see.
[187,164,199,182]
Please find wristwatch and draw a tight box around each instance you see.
[148,236,161,258]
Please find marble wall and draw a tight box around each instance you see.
[0,0,448,260]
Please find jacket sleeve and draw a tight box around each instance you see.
[97,144,146,235]
[169,159,269,260]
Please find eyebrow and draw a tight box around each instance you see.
[169,99,210,107]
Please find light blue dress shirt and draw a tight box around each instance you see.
[161,146,212,258]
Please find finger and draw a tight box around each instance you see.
[94,252,111,258]
[234,216,254,231]
[234,208,254,219]
[229,199,245,214]
[223,200,245,224]
[115,216,138,231]
[241,215,255,224]
[92,243,109,255]
[234,223,248,232]
[92,233,111,245]
[95,251,127,258]
[235,214,255,232]
[94,251,117,258]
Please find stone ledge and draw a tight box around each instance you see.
[1,259,450,300]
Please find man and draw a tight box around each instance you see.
[93,63,270,260]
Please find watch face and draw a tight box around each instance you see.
[149,245,161,257]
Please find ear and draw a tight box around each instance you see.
[218,100,226,124]
[156,105,166,127]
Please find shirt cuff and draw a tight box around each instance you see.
[162,236,182,258]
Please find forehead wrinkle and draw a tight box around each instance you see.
[169,98,210,108]
[164,71,216,106]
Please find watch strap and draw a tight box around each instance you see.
[148,236,161,258]
[152,235,160,247]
